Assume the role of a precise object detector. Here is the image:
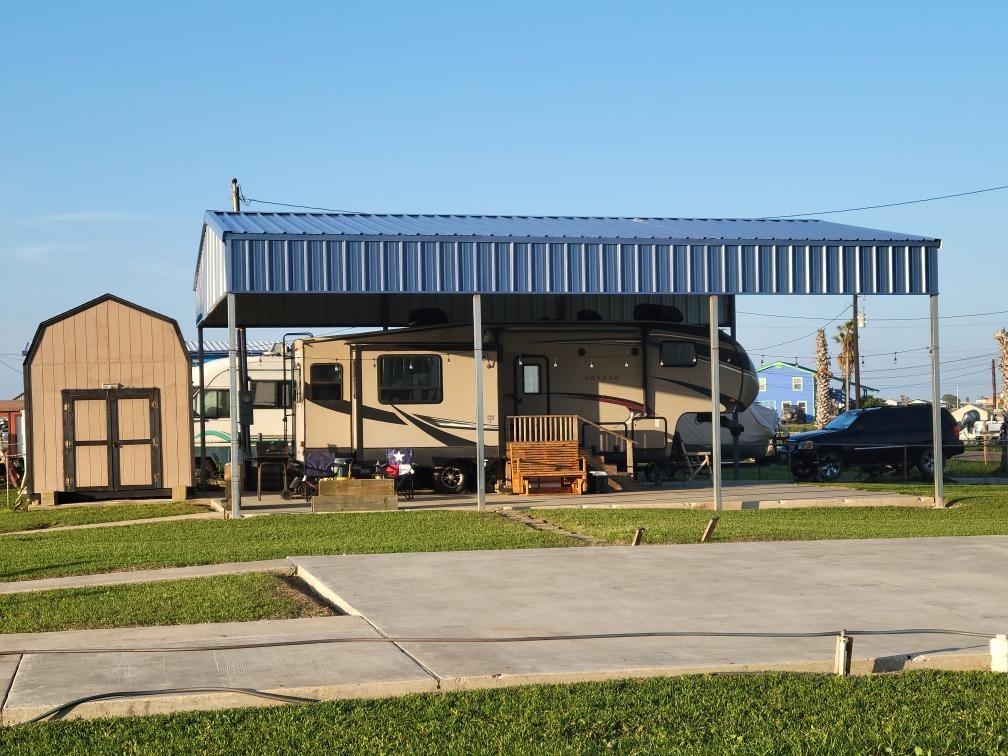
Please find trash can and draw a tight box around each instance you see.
[587,470,609,494]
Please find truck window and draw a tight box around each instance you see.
[378,355,442,404]
[307,363,343,404]
[659,341,696,367]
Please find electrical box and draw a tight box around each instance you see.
[238,389,254,427]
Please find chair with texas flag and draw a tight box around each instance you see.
[384,448,415,501]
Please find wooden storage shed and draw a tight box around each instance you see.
[24,294,193,504]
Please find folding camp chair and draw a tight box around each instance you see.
[283,449,340,502]
[382,448,415,501]
[670,433,712,483]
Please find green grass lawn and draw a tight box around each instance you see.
[534,485,1008,545]
[2,671,1006,754]
[0,499,207,534]
[0,511,577,582]
[0,573,331,634]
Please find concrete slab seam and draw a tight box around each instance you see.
[289,559,443,687]
[0,655,23,727]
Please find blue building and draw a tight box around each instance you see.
[756,361,877,421]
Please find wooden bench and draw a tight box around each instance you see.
[508,441,588,495]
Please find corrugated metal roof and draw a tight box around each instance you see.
[185,339,277,355]
[194,211,942,327]
[204,211,937,243]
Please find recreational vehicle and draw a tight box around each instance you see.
[192,354,293,474]
[292,321,759,493]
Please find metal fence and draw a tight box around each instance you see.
[723,441,1008,484]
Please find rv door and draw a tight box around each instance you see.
[513,356,550,416]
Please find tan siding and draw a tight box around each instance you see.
[28,299,193,498]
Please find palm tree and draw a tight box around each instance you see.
[814,329,835,429]
[833,320,856,411]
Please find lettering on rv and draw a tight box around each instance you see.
[585,375,619,382]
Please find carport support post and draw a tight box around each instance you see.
[227,294,242,518]
[709,295,723,511]
[930,294,945,508]
[473,293,486,511]
[197,327,207,492]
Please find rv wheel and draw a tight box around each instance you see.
[434,462,469,495]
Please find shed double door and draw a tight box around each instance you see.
[62,389,162,492]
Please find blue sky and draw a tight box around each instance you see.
[2,1,1006,400]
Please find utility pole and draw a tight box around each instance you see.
[231,178,241,212]
[852,294,861,409]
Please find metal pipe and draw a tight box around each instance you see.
[238,328,251,457]
[227,294,242,518]
[197,328,207,492]
[709,295,722,511]
[729,319,740,480]
[281,332,313,459]
[930,295,944,508]
[852,294,862,408]
[473,293,486,511]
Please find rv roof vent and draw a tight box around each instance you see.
[576,309,603,321]
[633,303,683,323]
[409,308,449,326]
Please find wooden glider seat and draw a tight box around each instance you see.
[508,441,588,495]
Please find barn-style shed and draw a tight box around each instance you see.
[23,294,193,504]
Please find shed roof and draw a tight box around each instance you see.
[24,294,187,367]
[194,211,942,328]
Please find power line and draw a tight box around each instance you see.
[750,305,851,352]
[240,195,364,214]
[761,182,1008,219]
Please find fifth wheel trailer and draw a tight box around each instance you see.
[290,320,758,493]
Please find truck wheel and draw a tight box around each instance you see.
[817,451,843,482]
[434,462,469,495]
[917,449,938,479]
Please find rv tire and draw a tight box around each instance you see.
[433,461,470,495]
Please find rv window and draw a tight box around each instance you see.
[308,363,343,404]
[659,341,696,367]
[378,355,442,404]
[522,364,541,394]
[192,389,230,420]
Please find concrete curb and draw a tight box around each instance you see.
[515,495,935,511]
[0,560,293,595]
[0,646,993,724]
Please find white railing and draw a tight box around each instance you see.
[507,415,579,443]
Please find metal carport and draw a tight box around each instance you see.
[193,210,943,516]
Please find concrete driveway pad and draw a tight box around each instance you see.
[291,537,1008,687]
[0,616,436,724]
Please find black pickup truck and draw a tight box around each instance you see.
[785,405,964,481]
